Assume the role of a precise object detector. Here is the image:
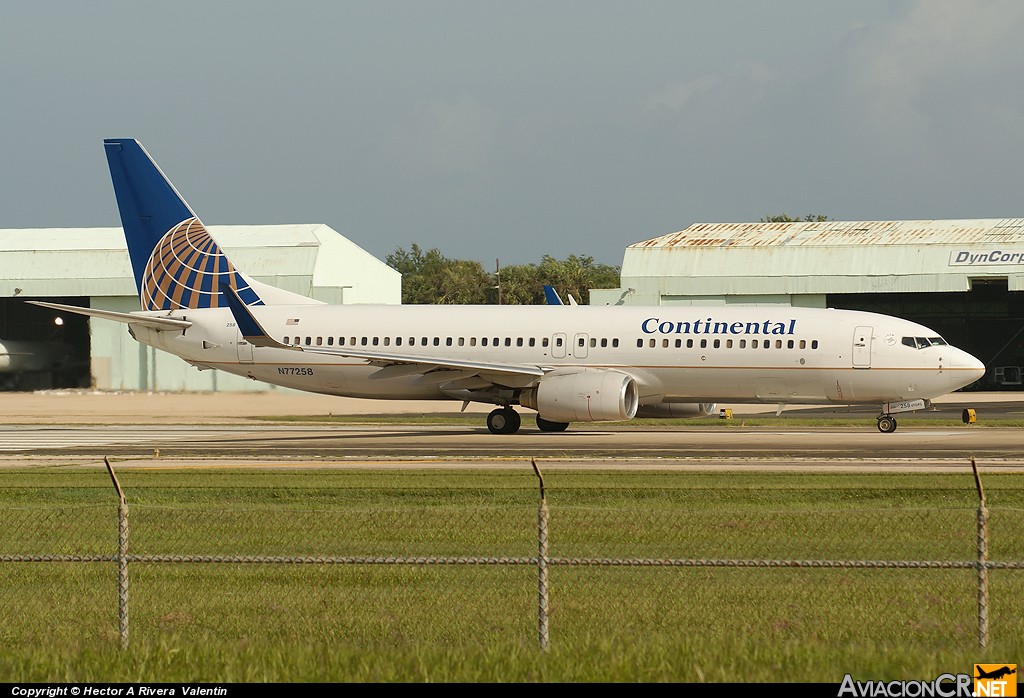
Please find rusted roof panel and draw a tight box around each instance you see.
[629,219,1024,249]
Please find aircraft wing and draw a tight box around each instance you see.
[292,343,546,378]
[26,301,192,331]
[219,282,546,380]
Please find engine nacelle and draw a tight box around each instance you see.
[635,402,717,419]
[520,369,639,423]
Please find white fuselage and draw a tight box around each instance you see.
[130,304,984,407]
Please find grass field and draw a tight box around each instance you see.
[1,466,1023,682]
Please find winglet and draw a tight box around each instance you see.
[219,282,290,349]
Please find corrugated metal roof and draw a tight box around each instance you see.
[630,218,1024,249]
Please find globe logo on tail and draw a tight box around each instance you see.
[140,217,262,310]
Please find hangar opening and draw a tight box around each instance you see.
[0,297,92,391]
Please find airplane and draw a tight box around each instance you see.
[30,138,985,434]
[0,338,74,375]
[975,666,1016,681]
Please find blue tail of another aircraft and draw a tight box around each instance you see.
[103,138,264,311]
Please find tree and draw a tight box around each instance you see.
[385,244,491,304]
[386,246,621,305]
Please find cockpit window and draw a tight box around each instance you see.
[902,336,949,349]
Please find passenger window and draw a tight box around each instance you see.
[283,336,290,345]
[675,339,682,348]
[649,338,656,348]
[578,337,585,347]
[383,337,390,346]
[590,338,596,348]
[601,338,607,348]
[470,338,477,346]
[433,337,440,346]
[372,337,379,346]
[421,337,428,346]
[482,338,489,346]
[726,339,733,348]
[752,339,759,349]
[700,339,707,349]
[458,338,465,347]
[686,339,693,348]
[775,340,783,349]
[396,337,403,346]
[812,340,819,349]
[543,338,550,347]
[799,340,806,349]
[713,339,720,349]
[662,339,669,348]
[739,339,746,348]
[787,340,794,349]
[556,337,563,347]
[612,339,619,348]
[637,339,643,348]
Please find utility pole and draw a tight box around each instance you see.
[495,258,502,305]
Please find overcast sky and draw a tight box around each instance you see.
[2,1,1024,268]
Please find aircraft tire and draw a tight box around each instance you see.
[487,408,522,434]
[536,415,570,432]
[877,416,897,433]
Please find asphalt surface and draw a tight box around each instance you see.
[0,389,1020,471]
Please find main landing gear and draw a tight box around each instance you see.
[487,407,521,434]
[486,408,571,434]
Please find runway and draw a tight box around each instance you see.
[0,422,1021,473]
[0,390,1020,472]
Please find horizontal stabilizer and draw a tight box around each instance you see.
[26,301,192,331]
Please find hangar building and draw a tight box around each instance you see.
[0,224,400,392]
[590,218,1024,390]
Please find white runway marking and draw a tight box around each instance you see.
[0,426,244,452]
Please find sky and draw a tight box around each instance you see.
[2,1,1024,269]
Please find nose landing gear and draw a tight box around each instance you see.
[876,415,897,433]
[876,398,929,433]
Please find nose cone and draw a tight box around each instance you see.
[953,349,986,389]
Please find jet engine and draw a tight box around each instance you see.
[520,369,639,423]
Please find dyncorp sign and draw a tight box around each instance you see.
[949,249,1024,266]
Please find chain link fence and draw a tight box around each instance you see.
[1,458,1023,652]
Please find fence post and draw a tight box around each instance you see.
[105,457,129,650]
[532,458,549,651]
[972,456,988,648]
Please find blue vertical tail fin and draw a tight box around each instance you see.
[103,138,264,311]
